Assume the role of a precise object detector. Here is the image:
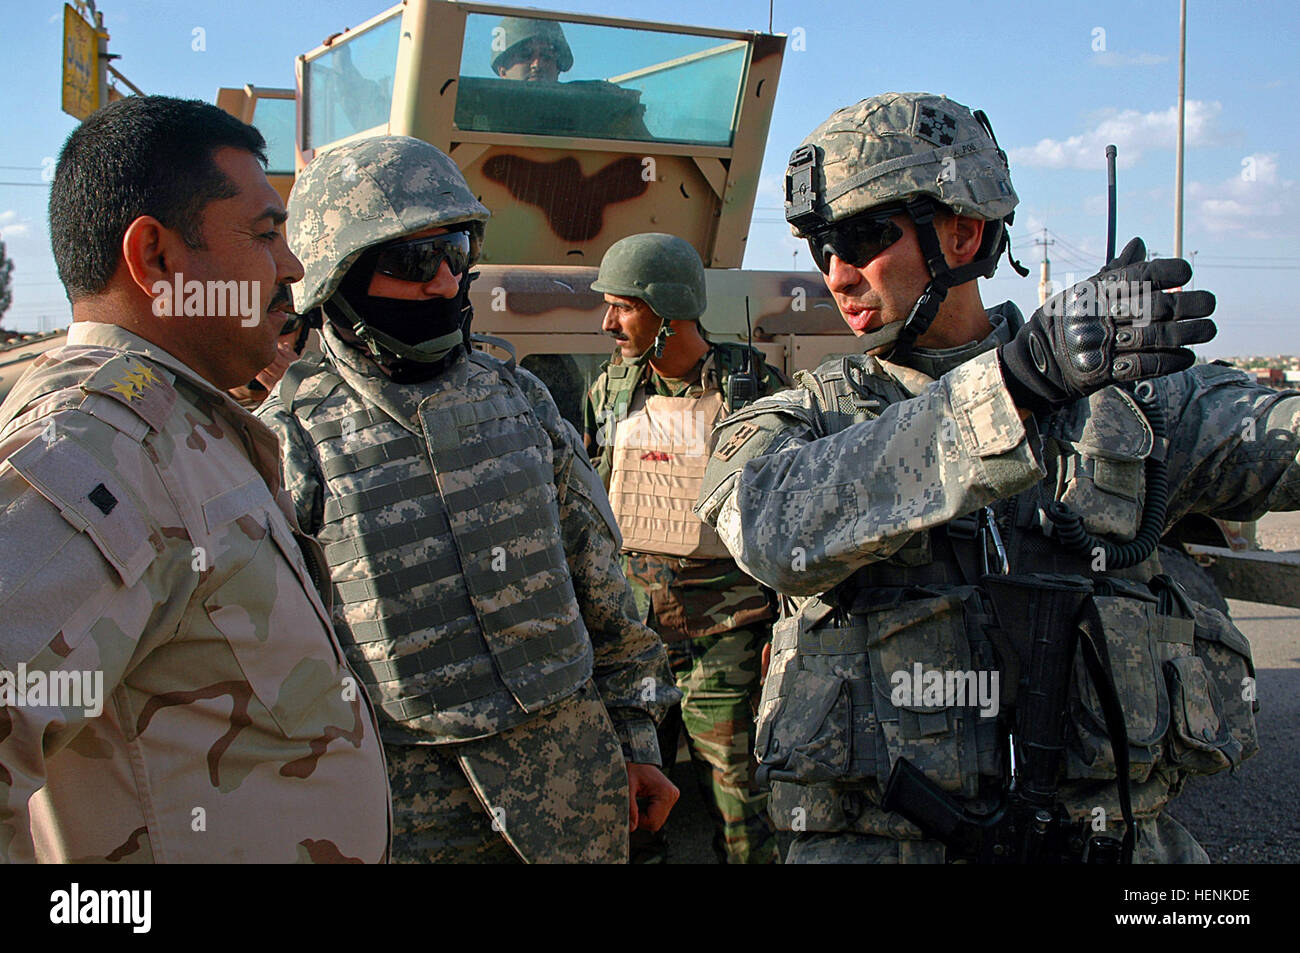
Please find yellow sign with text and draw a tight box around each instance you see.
[62,4,99,121]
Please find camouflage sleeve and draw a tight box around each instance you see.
[582,371,613,489]
[695,349,1046,596]
[515,368,678,763]
[1153,362,1300,524]
[257,390,324,536]
[0,419,188,862]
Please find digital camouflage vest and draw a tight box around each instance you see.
[281,347,593,744]
[748,353,1259,840]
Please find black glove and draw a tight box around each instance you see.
[998,237,1216,414]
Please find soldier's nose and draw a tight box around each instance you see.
[824,253,863,293]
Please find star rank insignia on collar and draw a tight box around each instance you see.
[108,364,161,401]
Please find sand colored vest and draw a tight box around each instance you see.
[608,386,731,558]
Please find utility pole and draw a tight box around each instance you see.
[1035,228,1055,306]
[1174,0,1187,259]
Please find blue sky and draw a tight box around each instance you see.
[1,0,1296,357]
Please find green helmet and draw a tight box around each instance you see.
[785,91,1017,235]
[590,233,706,321]
[288,135,489,314]
[490,17,574,76]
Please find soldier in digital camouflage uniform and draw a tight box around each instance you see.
[695,92,1271,864]
[258,135,680,864]
[0,96,390,863]
[583,234,785,863]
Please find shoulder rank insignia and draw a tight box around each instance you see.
[83,355,177,432]
[713,421,762,462]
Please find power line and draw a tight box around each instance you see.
[1194,264,1300,271]
[1197,254,1300,262]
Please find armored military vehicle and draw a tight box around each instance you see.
[215,0,853,428]
[9,0,1296,609]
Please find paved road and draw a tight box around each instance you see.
[1167,512,1300,863]
[664,511,1300,864]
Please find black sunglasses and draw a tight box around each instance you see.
[806,208,905,274]
[374,230,473,283]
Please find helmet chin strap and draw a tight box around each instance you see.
[877,199,1018,365]
[622,316,673,368]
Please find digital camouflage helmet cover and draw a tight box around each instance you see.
[287,135,490,364]
[786,92,1027,359]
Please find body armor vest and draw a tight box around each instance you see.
[285,348,592,744]
[608,388,731,558]
[601,343,765,559]
[753,352,1258,844]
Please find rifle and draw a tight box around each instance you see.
[881,572,1134,863]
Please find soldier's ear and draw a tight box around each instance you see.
[943,214,985,267]
[121,215,185,302]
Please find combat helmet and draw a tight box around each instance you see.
[288,135,489,364]
[490,17,574,76]
[290,135,489,313]
[786,92,1027,359]
[591,233,707,361]
[591,233,706,321]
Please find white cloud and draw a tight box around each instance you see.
[1008,100,1224,169]
[0,211,32,240]
[1091,51,1170,68]
[1189,153,1298,239]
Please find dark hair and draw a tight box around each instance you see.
[48,96,267,300]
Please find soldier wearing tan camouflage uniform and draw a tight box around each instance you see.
[696,92,1272,864]
[0,96,390,863]
[583,233,784,863]
[258,136,679,864]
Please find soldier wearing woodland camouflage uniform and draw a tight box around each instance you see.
[695,92,1273,864]
[259,135,679,864]
[584,233,786,863]
[0,96,390,863]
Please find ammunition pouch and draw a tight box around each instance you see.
[1064,575,1258,786]
[755,565,1258,838]
[756,585,1003,805]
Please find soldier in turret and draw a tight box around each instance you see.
[584,233,786,863]
[259,135,679,863]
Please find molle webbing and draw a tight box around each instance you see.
[608,389,730,558]
[299,355,590,733]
